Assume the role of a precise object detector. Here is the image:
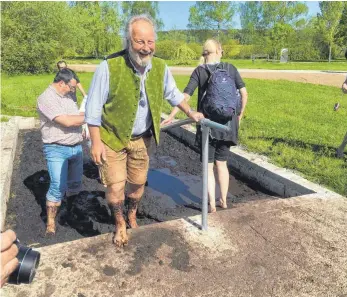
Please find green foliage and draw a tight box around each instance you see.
[173,44,197,65]
[1,2,122,74]
[188,1,237,39]
[317,1,345,62]
[121,1,163,30]
[155,40,184,60]
[1,2,72,74]
[187,43,202,59]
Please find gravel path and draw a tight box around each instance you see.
[69,64,346,87]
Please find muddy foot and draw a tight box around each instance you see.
[45,224,56,236]
[113,223,128,247]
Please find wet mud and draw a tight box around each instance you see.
[5,129,272,247]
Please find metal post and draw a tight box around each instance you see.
[162,117,231,231]
[201,124,210,231]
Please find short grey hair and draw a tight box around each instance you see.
[123,14,157,49]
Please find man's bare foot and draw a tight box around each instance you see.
[113,222,128,247]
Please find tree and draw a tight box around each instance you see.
[121,1,163,30]
[188,1,237,39]
[70,2,122,58]
[335,3,347,50]
[317,1,344,62]
[1,2,74,74]
[239,2,308,58]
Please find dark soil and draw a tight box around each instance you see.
[5,130,272,248]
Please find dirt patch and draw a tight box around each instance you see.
[5,130,271,247]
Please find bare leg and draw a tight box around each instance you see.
[337,131,347,158]
[107,181,127,247]
[216,160,229,209]
[127,183,145,228]
[46,200,61,235]
[208,163,216,213]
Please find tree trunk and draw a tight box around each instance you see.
[328,44,332,63]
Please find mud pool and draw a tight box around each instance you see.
[5,130,274,247]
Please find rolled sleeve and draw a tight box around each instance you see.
[85,60,109,126]
[163,66,184,106]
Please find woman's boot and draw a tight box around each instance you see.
[46,205,59,235]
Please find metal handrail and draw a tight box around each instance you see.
[161,117,231,231]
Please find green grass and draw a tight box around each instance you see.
[170,76,347,196]
[2,73,347,196]
[1,73,94,117]
[1,116,10,122]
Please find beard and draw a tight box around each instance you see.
[128,44,154,67]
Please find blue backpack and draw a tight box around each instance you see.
[202,63,240,122]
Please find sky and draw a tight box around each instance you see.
[158,1,321,31]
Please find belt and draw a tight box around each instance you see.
[45,142,82,147]
[131,129,152,141]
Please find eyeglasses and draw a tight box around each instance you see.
[66,82,76,91]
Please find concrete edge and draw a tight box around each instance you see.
[0,116,39,229]
[160,113,345,200]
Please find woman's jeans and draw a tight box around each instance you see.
[43,144,83,203]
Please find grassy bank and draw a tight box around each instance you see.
[1,73,346,196]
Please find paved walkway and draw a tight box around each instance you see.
[3,195,347,297]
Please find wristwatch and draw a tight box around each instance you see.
[186,108,194,116]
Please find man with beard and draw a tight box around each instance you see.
[85,14,204,247]
[37,68,85,235]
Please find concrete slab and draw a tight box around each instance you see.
[0,116,39,229]
[3,195,347,297]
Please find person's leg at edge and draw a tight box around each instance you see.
[44,145,68,235]
[107,181,127,247]
[215,160,229,208]
[208,162,217,213]
[215,141,231,208]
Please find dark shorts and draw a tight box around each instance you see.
[200,139,232,163]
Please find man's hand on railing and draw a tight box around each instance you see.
[160,116,174,127]
[188,111,204,122]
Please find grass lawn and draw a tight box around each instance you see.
[67,58,347,71]
[2,73,347,196]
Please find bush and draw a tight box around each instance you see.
[156,40,184,60]
[174,44,197,65]
[187,43,202,59]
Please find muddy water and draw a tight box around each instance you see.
[5,130,273,247]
